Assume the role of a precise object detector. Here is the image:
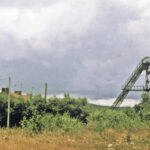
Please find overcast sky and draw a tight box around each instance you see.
[0,0,150,100]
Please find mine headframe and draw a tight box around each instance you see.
[112,57,150,108]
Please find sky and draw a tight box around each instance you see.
[0,0,150,106]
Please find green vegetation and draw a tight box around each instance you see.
[0,92,149,133]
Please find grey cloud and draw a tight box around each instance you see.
[0,0,150,99]
[0,0,61,7]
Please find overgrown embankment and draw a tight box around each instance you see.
[0,92,150,132]
[0,92,149,149]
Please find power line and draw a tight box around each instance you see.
[0,77,9,80]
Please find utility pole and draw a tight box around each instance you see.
[45,82,48,102]
[20,82,23,91]
[14,84,16,91]
[7,77,11,129]
[30,86,34,100]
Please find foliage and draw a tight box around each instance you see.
[87,108,145,133]
[134,93,150,122]
[20,110,43,133]
[0,93,88,127]
[0,92,149,133]
[20,111,82,132]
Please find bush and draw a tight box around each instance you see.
[87,108,145,133]
[134,93,150,122]
[20,112,82,132]
[0,92,149,133]
[41,113,82,132]
[20,110,43,133]
[122,107,140,120]
[0,93,88,127]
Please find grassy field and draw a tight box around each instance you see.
[0,128,149,150]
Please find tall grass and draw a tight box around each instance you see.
[0,128,149,150]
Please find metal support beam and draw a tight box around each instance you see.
[112,57,150,108]
[146,69,149,90]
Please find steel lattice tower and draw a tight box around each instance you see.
[112,57,150,107]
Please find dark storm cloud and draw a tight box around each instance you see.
[0,0,150,99]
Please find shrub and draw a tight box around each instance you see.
[20,110,43,133]
[41,113,82,132]
[20,112,82,132]
[87,108,144,133]
[134,93,150,122]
